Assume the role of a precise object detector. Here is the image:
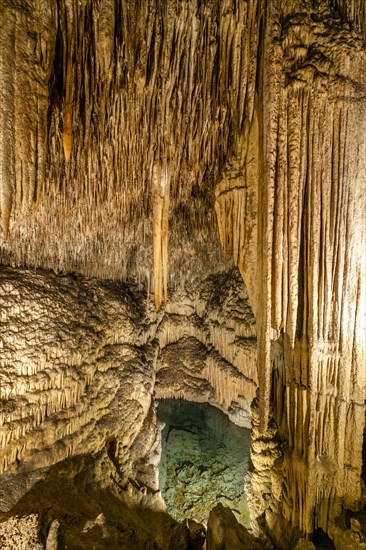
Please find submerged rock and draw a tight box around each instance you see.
[158,400,251,527]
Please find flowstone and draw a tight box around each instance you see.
[158,400,251,527]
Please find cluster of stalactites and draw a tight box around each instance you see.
[0,0,254,287]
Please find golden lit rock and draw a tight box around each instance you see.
[0,0,365,548]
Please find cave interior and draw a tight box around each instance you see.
[0,0,365,549]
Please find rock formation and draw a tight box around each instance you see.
[0,266,259,547]
[206,503,263,550]
[0,0,365,548]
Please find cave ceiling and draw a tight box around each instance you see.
[0,0,257,294]
[1,0,365,315]
[0,0,366,548]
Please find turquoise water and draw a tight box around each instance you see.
[157,399,251,527]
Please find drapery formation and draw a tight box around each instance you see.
[0,0,365,545]
[215,0,366,538]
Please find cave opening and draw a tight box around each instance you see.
[157,399,251,527]
[311,528,336,550]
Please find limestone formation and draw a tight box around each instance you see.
[206,503,263,549]
[0,514,43,549]
[0,0,365,548]
[0,267,257,510]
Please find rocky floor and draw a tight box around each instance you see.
[0,515,43,549]
[158,400,251,527]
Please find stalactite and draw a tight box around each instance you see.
[224,0,366,543]
[0,1,56,238]
[256,0,282,433]
[152,162,170,310]
[155,337,256,429]
[0,8,15,238]
[62,3,74,163]
[0,0,251,286]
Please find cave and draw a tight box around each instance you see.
[157,399,251,527]
[0,0,365,549]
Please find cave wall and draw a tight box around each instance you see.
[266,4,366,542]
[0,0,365,547]
[0,267,257,512]
[214,0,366,543]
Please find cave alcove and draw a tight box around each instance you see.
[157,399,251,527]
[311,528,336,550]
[0,0,365,547]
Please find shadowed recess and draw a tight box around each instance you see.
[157,399,251,527]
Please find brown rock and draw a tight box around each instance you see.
[206,504,262,550]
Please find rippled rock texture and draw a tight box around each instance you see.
[0,0,365,548]
[158,400,251,526]
[0,266,259,547]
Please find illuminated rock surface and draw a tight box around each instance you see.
[0,267,258,547]
[0,515,43,549]
[0,0,365,548]
[206,503,263,550]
